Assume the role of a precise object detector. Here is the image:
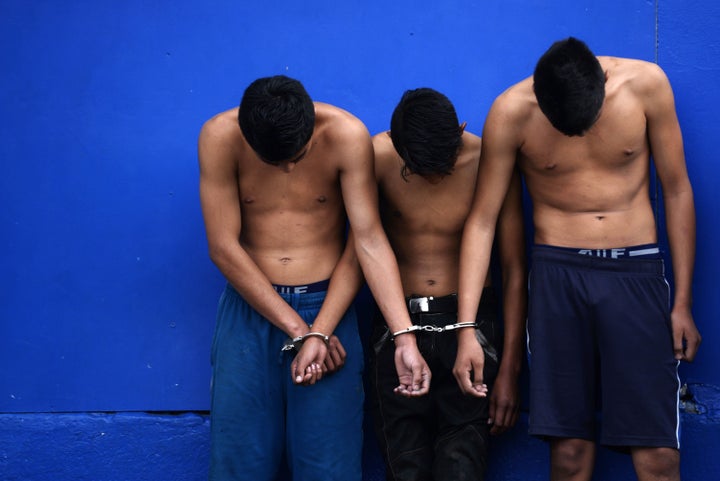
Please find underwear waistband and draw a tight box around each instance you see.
[272,279,330,294]
[532,245,664,275]
[535,243,661,259]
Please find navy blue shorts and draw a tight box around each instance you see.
[527,245,681,449]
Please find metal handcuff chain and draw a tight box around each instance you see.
[391,321,498,363]
[391,321,477,338]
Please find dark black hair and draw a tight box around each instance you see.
[390,88,462,179]
[533,37,605,136]
[238,75,315,163]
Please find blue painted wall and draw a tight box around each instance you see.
[1,0,718,479]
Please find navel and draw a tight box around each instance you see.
[596,216,605,221]
[279,257,292,264]
[426,279,436,286]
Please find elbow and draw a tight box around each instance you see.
[207,240,233,269]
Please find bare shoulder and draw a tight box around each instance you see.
[461,130,482,153]
[604,57,672,97]
[481,77,535,149]
[371,130,393,152]
[372,131,399,178]
[314,102,370,143]
[198,108,247,172]
[313,102,372,174]
[486,76,536,129]
[455,130,482,170]
[199,108,241,145]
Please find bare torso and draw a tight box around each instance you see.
[512,57,658,248]
[215,103,351,284]
[374,131,488,296]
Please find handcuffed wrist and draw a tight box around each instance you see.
[303,331,329,345]
[281,331,329,352]
[392,325,420,340]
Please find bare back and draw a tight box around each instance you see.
[510,57,660,248]
[201,103,356,285]
[373,131,484,296]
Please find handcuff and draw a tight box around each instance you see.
[391,321,477,339]
[281,331,330,352]
[391,321,497,363]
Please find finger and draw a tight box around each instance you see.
[333,347,346,368]
[291,359,307,385]
[472,364,485,387]
[324,354,336,372]
[684,334,701,362]
[410,365,431,395]
[464,365,486,397]
[312,362,323,382]
[471,362,488,397]
[299,364,314,385]
[420,368,431,394]
[488,395,498,425]
[672,329,685,360]
[473,384,488,397]
[329,348,343,370]
[305,364,315,385]
[336,344,347,364]
[453,368,473,395]
[491,404,509,434]
[313,362,324,381]
[394,383,415,397]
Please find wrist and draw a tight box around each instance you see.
[392,330,418,347]
[457,327,478,343]
[303,331,330,346]
[287,321,309,340]
[672,299,692,311]
[497,358,522,377]
[281,331,329,353]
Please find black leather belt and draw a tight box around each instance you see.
[406,294,458,314]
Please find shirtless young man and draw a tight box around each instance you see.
[370,88,526,480]
[198,75,430,481]
[457,38,701,481]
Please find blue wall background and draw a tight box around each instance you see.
[1,0,718,479]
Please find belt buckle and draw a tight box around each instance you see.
[408,297,430,313]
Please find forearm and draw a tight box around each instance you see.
[310,234,365,336]
[354,231,412,333]
[498,269,527,377]
[457,223,496,326]
[211,242,308,338]
[664,188,696,309]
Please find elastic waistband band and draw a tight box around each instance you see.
[532,245,664,275]
[535,243,661,259]
[272,279,330,294]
